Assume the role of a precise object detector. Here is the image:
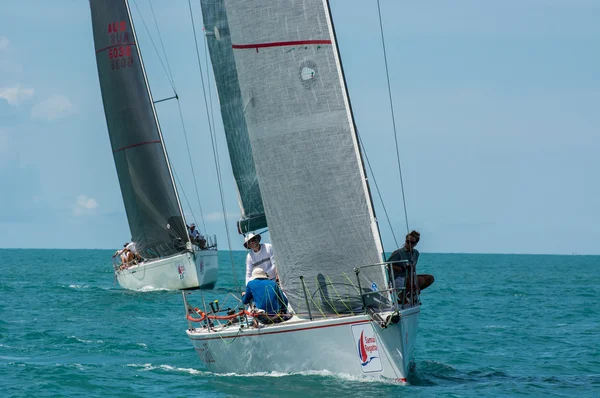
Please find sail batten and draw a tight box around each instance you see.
[208,0,387,315]
[90,0,189,259]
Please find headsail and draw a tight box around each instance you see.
[90,0,189,258]
[200,0,267,233]
[211,0,386,315]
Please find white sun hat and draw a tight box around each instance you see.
[250,267,269,280]
[243,232,261,249]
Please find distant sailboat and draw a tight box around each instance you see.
[89,0,218,291]
[182,0,420,381]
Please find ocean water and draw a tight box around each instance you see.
[1,249,598,397]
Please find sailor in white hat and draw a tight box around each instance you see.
[188,222,206,248]
[242,267,289,327]
[244,232,278,285]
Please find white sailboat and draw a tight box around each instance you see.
[182,0,421,381]
[89,0,218,291]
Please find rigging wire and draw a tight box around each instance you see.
[203,30,217,142]
[132,0,176,92]
[133,0,208,234]
[187,0,240,292]
[148,0,176,85]
[174,98,209,234]
[376,0,410,235]
[146,0,208,234]
[357,135,399,248]
[201,26,225,229]
[173,170,198,227]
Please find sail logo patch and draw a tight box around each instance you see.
[299,60,318,88]
[177,263,187,280]
[351,324,383,373]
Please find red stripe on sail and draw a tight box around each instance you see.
[96,43,137,54]
[232,40,331,50]
[113,140,161,153]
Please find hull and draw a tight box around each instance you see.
[187,306,420,381]
[116,250,218,290]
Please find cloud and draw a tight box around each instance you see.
[0,36,8,51]
[31,94,76,120]
[0,86,34,106]
[74,195,98,216]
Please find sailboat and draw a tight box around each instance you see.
[181,0,422,381]
[89,0,218,291]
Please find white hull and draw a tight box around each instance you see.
[187,306,420,382]
[116,250,218,290]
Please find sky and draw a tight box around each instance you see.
[0,0,598,255]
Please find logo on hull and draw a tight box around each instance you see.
[177,263,187,280]
[351,324,383,373]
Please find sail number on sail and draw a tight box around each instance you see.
[98,21,135,70]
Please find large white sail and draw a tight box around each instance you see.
[204,0,386,315]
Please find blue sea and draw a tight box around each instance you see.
[1,249,598,397]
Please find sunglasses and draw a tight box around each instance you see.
[248,238,259,243]
[406,240,417,245]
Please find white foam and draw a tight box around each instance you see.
[68,284,89,289]
[205,369,396,384]
[134,286,172,292]
[125,364,398,383]
[69,335,104,344]
[126,363,204,375]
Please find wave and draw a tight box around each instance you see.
[126,363,204,375]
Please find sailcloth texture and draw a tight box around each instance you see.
[90,0,188,258]
[200,0,267,233]
[208,0,387,315]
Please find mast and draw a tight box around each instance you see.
[123,0,191,247]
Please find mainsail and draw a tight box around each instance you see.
[90,0,189,258]
[205,0,386,315]
[200,0,267,233]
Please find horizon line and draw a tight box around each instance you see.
[0,247,597,256]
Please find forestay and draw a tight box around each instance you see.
[90,0,189,258]
[219,0,386,315]
[200,0,267,233]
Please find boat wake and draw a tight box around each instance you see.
[409,360,510,386]
[126,363,204,375]
[132,286,173,293]
[125,363,399,384]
